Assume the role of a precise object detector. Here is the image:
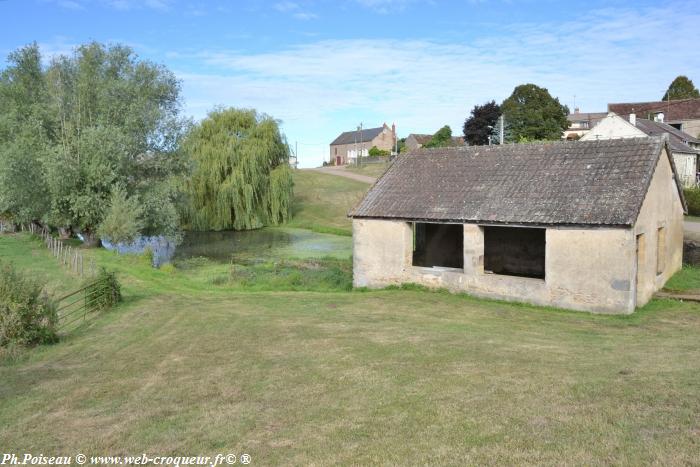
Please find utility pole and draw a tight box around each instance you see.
[295,141,298,169]
[499,115,504,145]
[358,122,363,167]
[353,129,357,167]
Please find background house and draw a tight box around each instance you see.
[350,138,685,314]
[405,133,466,150]
[329,123,396,165]
[564,108,607,140]
[608,98,700,138]
[581,112,700,187]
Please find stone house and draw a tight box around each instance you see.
[330,123,396,165]
[609,98,700,138]
[581,112,700,187]
[350,137,685,314]
[563,108,607,140]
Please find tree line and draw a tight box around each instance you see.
[0,42,293,246]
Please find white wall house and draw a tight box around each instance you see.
[582,112,700,187]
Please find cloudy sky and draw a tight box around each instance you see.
[2,0,700,167]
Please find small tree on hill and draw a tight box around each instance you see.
[662,75,700,101]
[463,101,501,146]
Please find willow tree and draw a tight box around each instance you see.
[183,108,293,231]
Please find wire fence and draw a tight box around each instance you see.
[56,275,120,332]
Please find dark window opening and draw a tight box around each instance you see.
[412,223,463,269]
[484,226,545,279]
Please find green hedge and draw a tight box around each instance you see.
[684,188,700,216]
[0,261,58,349]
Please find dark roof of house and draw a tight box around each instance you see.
[408,134,433,145]
[633,118,700,154]
[408,134,465,146]
[331,126,385,145]
[350,138,685,226]
[609,99,700,122]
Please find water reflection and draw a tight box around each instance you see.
[103,228,351,267]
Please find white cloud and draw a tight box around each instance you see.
[273,0,318,20]
[175,3,699,166]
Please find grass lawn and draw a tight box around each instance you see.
[684,214,700,223]
[343,162,390,179]
[2,233,700,464]
[287,170,369,236]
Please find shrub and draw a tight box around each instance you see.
[0,261,58,348]
[684,188,700,216]
[88,268,122,310]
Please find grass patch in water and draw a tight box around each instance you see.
[224,257,352,291]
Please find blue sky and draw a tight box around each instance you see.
[2,0,700,167]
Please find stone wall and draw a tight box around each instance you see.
[353,218,637,314]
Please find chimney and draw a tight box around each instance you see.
[391,122,396,135]
[629,112,636,126]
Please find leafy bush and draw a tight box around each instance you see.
[684,188,700,216]
[88,269,122,311]
[97,185,144,244]
[0,261,58,348]
[368,146,390,157]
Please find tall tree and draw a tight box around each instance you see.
[183,108,293,231]
[500,84,569,142]
[662,75,700,101]
[424,125,453,148]
[463,101,501,145]
[0,44,52,225]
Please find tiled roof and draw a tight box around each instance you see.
[408,134,433,145]
[633,119,700,154]
[609,99,700,122]
[351,138,683,226]
[567,112,607,123]
[331,126,385,145]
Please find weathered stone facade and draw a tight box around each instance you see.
[352,146,684,314]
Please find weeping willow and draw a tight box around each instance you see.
[183,108,294,231]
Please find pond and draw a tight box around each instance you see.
[173,228,352,263]
[103,227,352,266]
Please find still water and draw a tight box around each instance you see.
[104,228,352,266]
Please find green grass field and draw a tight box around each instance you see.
[2,171,700,464]
[287,170,369,235]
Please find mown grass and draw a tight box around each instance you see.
[287,170,369,235]
[2,233,700,464]
[343,161,390,178]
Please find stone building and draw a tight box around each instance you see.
[329,123,396,165]
[581,112,700,187]
[350,137,685,314]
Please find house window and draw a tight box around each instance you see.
[483,226,545,279]
[657,227,666,275]
[334,147,337,155]
[412,223,463,269]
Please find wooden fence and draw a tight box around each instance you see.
[27,224,96,277]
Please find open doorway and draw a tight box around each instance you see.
[412,223,463,269]
[483,226,545,279]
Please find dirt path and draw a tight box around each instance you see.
[306,166,376,184]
